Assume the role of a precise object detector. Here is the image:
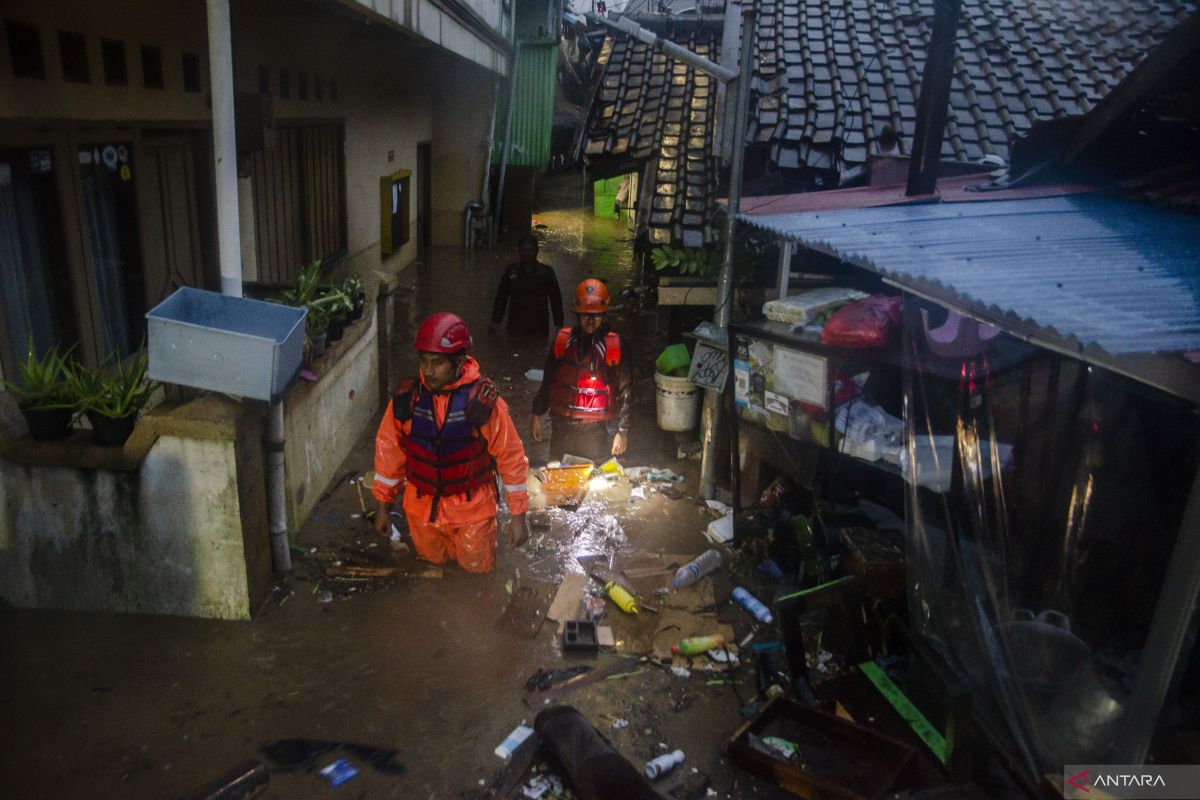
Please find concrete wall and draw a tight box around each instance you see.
[0,397,272,620]
[1,0,505,274]
[430,61,496,245]
[282,309,380,528]
[343,0,510,75]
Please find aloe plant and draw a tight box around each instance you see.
[78,347,159,420]
[4,338,80,411]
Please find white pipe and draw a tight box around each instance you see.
[206,0,242,298]
[267,401,292,572]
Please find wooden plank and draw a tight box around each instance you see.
[545,572,589,632]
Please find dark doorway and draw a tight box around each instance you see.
[416,141,431,250]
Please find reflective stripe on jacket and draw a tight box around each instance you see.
[373,357,530,523]
[547,328,622,421]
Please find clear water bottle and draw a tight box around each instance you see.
[672,549,722,588]
[732,586,774,624]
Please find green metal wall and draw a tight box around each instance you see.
[492,44,557,169]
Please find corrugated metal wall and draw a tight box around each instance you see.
[492,44,557,168]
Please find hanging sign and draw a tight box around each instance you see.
[687,342,728,392]
[773,347,827,407]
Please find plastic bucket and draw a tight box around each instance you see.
[655,372,700,431]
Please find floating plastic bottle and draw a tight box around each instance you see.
[671,634,725,656]
[732,586,774,624]
[644,749,685,780]
[672,549,723,588]
[604,580,638,614]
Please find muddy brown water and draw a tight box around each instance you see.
[0,174,792,799]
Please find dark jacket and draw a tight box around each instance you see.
[491,261,564,336]
[533,324,632,434]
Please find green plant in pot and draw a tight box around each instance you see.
[343,275,365,321]
[313,285,352,343]
[77,347,159,447]
[4,339,81,441]
[307,305,330,357]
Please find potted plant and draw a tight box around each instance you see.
[307,305,330,357]
[650,245,722,281]
[343,275,366,322]
[77,347,159,447]
[313,285,352,343]
[4,339,80,441]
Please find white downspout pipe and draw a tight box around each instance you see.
[207,0,291,572]
[206,0,243,299]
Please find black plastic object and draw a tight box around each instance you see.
[260,738,405,775]
[534,705,661,800]
[563,620,599,652]
[181,760,269,800]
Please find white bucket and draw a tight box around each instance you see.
[654,372,700,431]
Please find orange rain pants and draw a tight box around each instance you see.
[373,357,530,574]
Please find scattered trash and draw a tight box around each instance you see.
[644,749,685,780]
[732,587,774,624]
[707,647,737,664]
[185,760,269,800]
[525,369,544,381]
[672,634,726,656]
[598,457,625,476]
[494,725,535,760]
[672,549,722,588]
[596,626,615,647]
[525,666,593,693]
[670,666,691,678]
[612,718,629,730]
[563,620,599,652]
[260,738,405,776]
[318,591,334,604]
[630,486,646,500]
[319,758,359,788]
[704,515,734,544]
[658,485,683,500]
[583,594,607,620]
[705,499,732,515]
[299,369,318,382]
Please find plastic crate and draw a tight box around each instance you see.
[146,287,307,403]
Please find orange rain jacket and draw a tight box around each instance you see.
[372,357,529,523]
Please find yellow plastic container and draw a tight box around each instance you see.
[604,581,638,614]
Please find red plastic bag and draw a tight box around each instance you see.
[820,294,902,348]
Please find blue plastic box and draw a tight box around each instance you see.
[146,287,307,403]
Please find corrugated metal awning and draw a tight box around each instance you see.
[736,195,1200,357]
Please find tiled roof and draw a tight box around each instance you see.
[581,24,724,245]
[578,0,1197,245]
[753,0,1197,174]
[620,0,726,17]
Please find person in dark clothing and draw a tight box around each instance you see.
[490,234,564,337]
[531,278,632,462]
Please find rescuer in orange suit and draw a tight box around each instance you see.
[373,312,529,573]
[531,278,632,462]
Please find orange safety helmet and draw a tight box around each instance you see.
[414,312,472,353]
[572,279,610,314]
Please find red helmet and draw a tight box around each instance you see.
[573,279,610,313]
[414,312,472,353]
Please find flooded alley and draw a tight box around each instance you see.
[0,174,785,800]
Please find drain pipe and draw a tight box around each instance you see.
[205,0,243,299]
[698,4,755,500]
[266,400,291,571]
[490,41,521,246]
[206,0,290,571]
[906,0,961,196]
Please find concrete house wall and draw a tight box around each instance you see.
[0,0,508,618]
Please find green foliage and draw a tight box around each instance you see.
[650,245,722,280]
[4,339,80,411]
[76,347,159,420]
[276,260,325,307]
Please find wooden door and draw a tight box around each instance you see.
[140,133,203,305]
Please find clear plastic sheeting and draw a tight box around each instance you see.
[900,302,1200,779]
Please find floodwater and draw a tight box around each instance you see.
[0,174,786,799]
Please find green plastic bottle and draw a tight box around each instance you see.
[671,634,726,656]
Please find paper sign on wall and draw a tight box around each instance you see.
[773,347,827,407]
[688,342,728,391]
[733,359,750,407]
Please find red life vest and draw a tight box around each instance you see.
[393,377,498,502]
[547,328,622,421]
